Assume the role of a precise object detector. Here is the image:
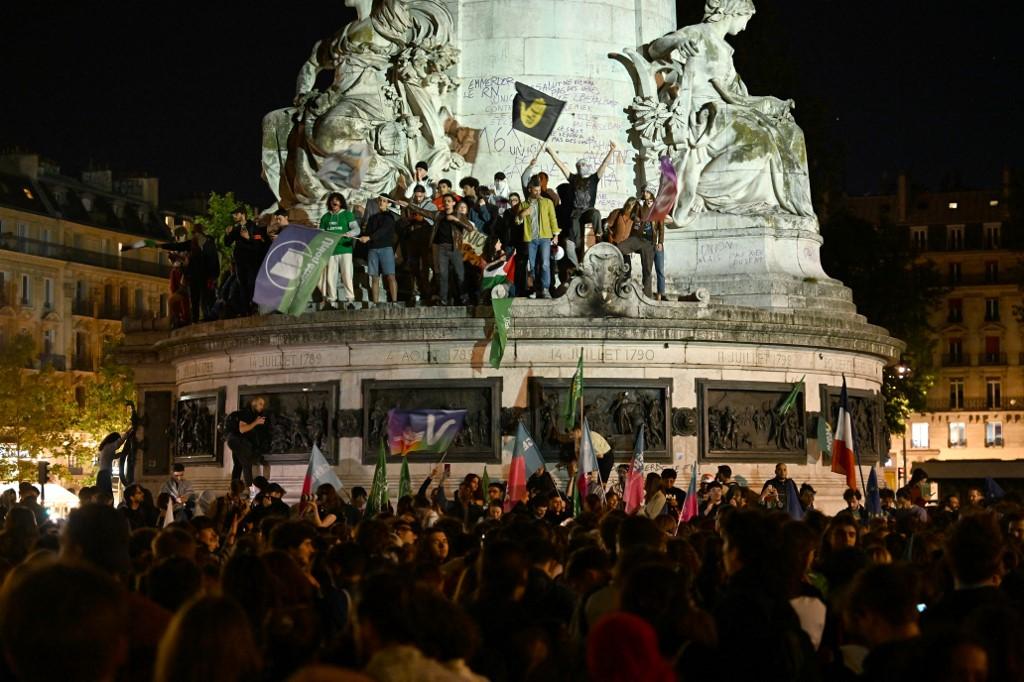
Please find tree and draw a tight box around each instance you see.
[76,339,136,438]
[0,334,78,459]
[820,210,945,435]
[190,191,256,274]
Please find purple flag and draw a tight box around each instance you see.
[387,409,467,455]
[646,156,679,222]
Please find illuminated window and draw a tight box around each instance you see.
[911,423,929,449]
[949,422,966,447]
[22,187,33,200]
[990,200,1000,207]
[985,422,1003,447]
[948,202,958,209]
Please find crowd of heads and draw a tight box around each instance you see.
[0,459,1022,681]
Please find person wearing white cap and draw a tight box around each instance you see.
[546,140,617,264]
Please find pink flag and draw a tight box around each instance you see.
[679,464,699,524]
[645,156,679,223]
[623,426,646,514]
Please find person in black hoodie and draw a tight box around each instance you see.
[716,510,819,681]
[224,207,268,313]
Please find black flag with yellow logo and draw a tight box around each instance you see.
[512,82,566,141]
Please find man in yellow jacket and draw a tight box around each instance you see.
[517,177,560,298]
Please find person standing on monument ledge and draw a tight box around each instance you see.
[317,192,358,310]
[224,206,268,315]
[404,160,436,199]
[358,195,399,306]
[516,177,559,299]
[607,197,655,298]
[546,140,616,265]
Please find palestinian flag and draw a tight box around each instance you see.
[121,239,159,252]
[482,256,515,291]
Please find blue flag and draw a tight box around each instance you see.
[866,466,882,516]
[784,478,804,520]
[253,225,341,316]
[984,477,1005,500]
[515,421,545,476]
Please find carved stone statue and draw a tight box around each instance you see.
[262,0,462,209]
[613,0,815,226]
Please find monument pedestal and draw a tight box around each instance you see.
[663,212,855,311]
[118,246,902,515]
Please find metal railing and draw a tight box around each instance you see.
[72,299,94,316]
[0,233,171,279]
[926,396,1024,411]
[941,354,969,367]
[979,352,1007,366]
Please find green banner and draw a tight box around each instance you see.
[489,297,514,369]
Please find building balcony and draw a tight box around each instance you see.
[941,354,969,367]
[978,352,1007,366]
[926,396,1024,411]
[0,233,171,279]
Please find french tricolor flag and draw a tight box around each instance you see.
[830,377,859,490]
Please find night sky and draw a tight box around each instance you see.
[2,1,1020,208]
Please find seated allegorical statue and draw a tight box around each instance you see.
[261,0,462,211]
[615,0,816,226]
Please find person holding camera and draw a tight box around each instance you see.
[225,396,270,487]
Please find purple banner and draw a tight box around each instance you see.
[387,409,467,455]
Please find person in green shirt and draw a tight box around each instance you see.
[318,192,359,309]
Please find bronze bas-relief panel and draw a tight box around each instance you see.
[239,383,337,464]
[361,378,502,464]
[173,389,225,465]
[698,380,806,462]
[819,386,888,465]
[528,378,672,462]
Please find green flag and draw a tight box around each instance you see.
[366,439,389,516]
[398,455,412,499]
[489,297,514,369]
[777,376,805,415]
[481,465,491,497]
[564,348,584,430]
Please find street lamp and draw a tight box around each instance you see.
[896,362,912,488]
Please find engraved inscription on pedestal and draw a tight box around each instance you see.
[361,379,502,464]
[819,386,887,464]
[238,383,337,464]
[697,380,806,463]
[173,389,225,465]
[528,378,672,462]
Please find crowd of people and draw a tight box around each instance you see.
[0,453,1022,682]
[166,143,671,326]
